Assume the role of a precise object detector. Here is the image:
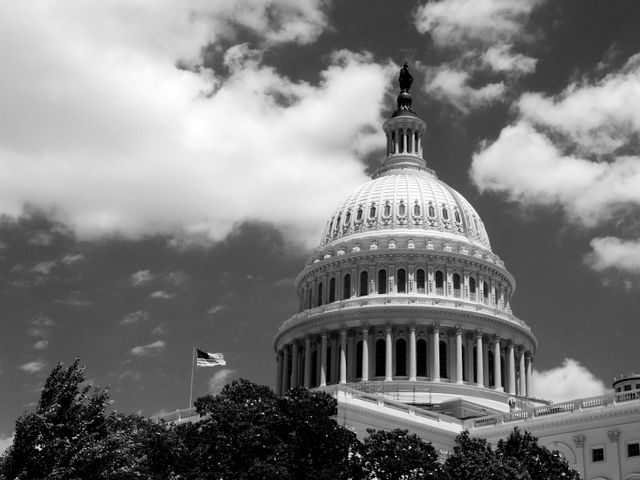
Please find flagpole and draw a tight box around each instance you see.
[189,346,196,408]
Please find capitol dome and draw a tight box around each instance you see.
[274,63,537,418]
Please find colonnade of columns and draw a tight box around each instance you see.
[276,324,534,399]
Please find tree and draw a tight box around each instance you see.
[442,430,529,480]
[360,429,441,480]
[496,428,581,480]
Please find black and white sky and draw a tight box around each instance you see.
[1,0,640,447]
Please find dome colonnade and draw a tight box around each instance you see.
[274,63,537,409]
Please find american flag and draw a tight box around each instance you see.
[196,349,226,367]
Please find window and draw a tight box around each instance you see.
[628,442,640,458]
[454,210,461,223]
[442,206,449,220]
[359,271,369,296]
[383,202,391,217]
[435,270,444,289]
[391,131,396,154]
[592,447,605,462]
[407,129,413,152]
[399,130,405,153]
[369,203,377,218]
[356,206,363,221]
[378,269,387,294]
[398,200,406,217]
[344,209,351,226]
[329,277,336,303]
[414,131,419,152]
[625,385,632,391]
[413,202,421,216]
[428,203,435,217]
[469,277,476,293]
[335,214,341,232]
[483,282,489,299]
[396,339,407,376]
[375,339,386,377]
[416,269,426,293]
[397,268,406,293]
[343,273,351,299]
[417,339,427,376]
[453,273,461,290]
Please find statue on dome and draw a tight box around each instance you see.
[399,62,413,92]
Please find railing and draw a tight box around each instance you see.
[469,389,640,429]
[278,294,530,334]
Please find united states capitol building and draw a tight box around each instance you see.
[273,65,640,480]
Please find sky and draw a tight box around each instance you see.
[1,0,639,445]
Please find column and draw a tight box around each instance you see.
[465,335,473,382]
[482,339,489,387]
[385,326,393,381]
[320,333,328,387]
[526,353,533,397]
[276,350,283,396]
[282,346,290,393]
[432,324,440,381]
[607,430,621,480]
[362,326,369,381]
[304,337,311,388]
[507,341,516,395]
[455,327,463,383]
[493,337,502,391]
[291,342,299,388]
[340,329,347,384]
[448,332,456,380]
[573,435,586,479]
[347,333,355,382]
[409,324,417,381]
[519,348,526,396]
[475,331,484,387]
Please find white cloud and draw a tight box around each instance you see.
[33,340,49,351]
[425,66,506,112]
[0,433,14,455]
[131,270,155,286]
[130,340,166,357]
[0,2,390,247]
[208,368,237,395]
[21,360,46,374]
[414,0,543,48]
[533,359,608,403]
[62,254,84,265]
[150,290,174,300]
[152,325,166,336]
[207,305,228,316]
[120,310,150,325]
[586,237,640,274]
[31,261,56,275]
[483,44,537,75]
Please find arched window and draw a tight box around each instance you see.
[454,210,461,223]
[343,273,351,300]
[469,277,476,294]
[398,201,406,217]
[378,269,387,294]
[375,339,386,377]
[356,341,363,378]
[417,339,427,376]
[435,270,444,292]
[344,209,351,226]
[383,202,391,217]
[329,277,336,303]
[453,273,461,297]
[416,269,426,293]
[335,214,341,233]
[413,202,421,216]
[356,206,363,222]
[442,206,449,220]
[328,219,334,235]
[317,282,323,307]
[428,203,436,217]
[439,340,448,379]
[483,282,489,299]
[397,268,406,293]
[396,339,407,376]
[369,203,377,218]
[359,271,369,296]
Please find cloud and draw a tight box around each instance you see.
[586,237,640,274]
[208,368,237,395]
[20,360,46,374]
[425,66,506,112]
[62,254,84,265]
[533,359,608,403]
[33,340,49,351]
[30,261,57,275]
[131,270,154,286]
[206,305,228,316]
[130,340,166,357]
[120,310,150,325]
[415,0,545,111]
[414,0,543,48]
[151,325,166,336]
[0,434,14,455]
[149,290,174,300]
[0,2,390,247]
